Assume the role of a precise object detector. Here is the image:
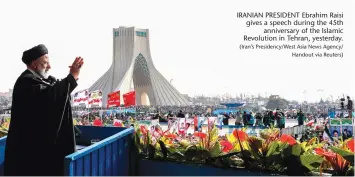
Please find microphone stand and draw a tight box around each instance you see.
[54,79,82,145]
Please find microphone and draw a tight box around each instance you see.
[47,75,57,84]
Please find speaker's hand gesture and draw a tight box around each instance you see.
[69,57,84,80]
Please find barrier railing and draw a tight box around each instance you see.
[64,127,134,176]
[281,125,305,136]
[0,136,6,176]
[0,126,135,176]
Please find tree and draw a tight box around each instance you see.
[266,95,289,109]
[0,96,9,106]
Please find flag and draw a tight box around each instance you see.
[107,91,120,108]
[306,120,314,127]
[323,126,333,143]
[123,91,136,107]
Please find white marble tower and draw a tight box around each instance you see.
[89,27,189,106]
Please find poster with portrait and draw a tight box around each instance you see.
[88,90,103,108]
[328,119,341,139]
[341,119,354,140]
[178,118,187,135]
[167,118,178,133]
[328,118,353,140]
[207,117,217,130]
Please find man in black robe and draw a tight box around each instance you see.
[4,44,84,176]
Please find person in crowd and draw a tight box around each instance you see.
[93,117,103,126]
[343,129,352,140]
[255,112,263,126]
[4,44,84,176]
[177,110,185,118]
[166,111,173,119]
[297,110,305,126]
[157,112,168,122]
[235,111,242,126]
[152,112,160,120]
[263,111,270,127]
[347,96,353,118]
[113,119,122,127]
[247,112,255,126]
[317,132,324,142]
[332,130,339,138]
[242,111,248,126]
[269,111,275,127]
[221,113,230,125]
[278,111,286,129]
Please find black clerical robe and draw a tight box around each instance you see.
[4,70,77,176]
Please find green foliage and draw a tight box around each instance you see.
[330,146,355,165]
[266,141,279,157]
[266,95,289,109]
[300,154,323,171]
[209,142,221,157]
[291,144,303,156]
[134,124,355,176]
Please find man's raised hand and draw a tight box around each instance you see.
[69,57,84,80]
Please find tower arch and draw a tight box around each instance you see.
[89,27,189,106]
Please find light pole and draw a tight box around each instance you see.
[317,89,324,101]
[303,90,307,103]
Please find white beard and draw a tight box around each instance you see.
[37,69,49,79]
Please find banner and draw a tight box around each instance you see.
[178,118,187,135]
[73,89,89,106]
[167,118,178,133]
[88,90,103,108]
[123,91,136,107]
[107,91,120,108]
[194,116,198,132]
[327,118,354,140]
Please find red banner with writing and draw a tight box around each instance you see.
[107,91,120,108]
[123,91,136,107]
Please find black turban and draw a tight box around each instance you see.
[22,44,48,65]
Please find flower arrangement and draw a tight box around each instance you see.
[0,117,10,138]
[134,124,355,176]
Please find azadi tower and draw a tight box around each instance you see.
[89,26,189,106]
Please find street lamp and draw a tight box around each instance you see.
[317,89,324,101]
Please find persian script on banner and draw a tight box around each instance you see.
[88,90,103,108]
[73,89,89,106]
[107,91,120,108]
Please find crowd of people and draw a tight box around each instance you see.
[71,105,319,129]
[70,95,354,128]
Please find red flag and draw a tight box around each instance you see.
[107,91,120,108]
[123,91,136,107]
